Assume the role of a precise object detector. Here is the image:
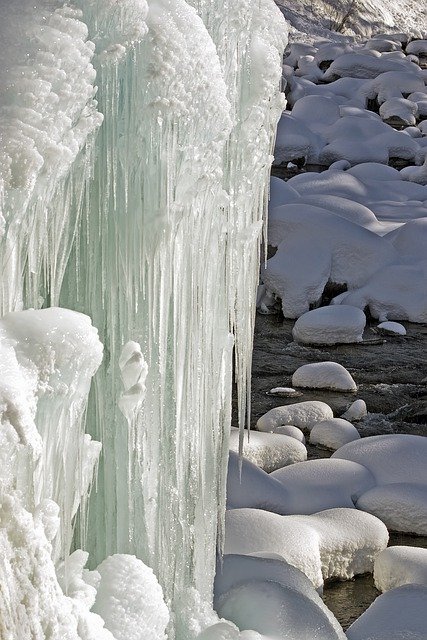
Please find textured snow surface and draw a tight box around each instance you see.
[341,399,368,421]
[257,400,334,432]
[292,361,357,391]
[292,306,366,344]
[356,483,427,535]
[271,458,376,514]
[92,555,169,640]
[224,507,388,589]
[374,546,427,592]
[229,427,307,472]
[310,418,360,450]
[346,584,427,640]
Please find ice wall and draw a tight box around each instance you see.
[0,0,287,637]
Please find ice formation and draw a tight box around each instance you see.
[0,0,287,638]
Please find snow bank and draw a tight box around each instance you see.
[271,458,376,514]
[229,428,307,473]
[292,306,366,345]
[310,418,360,450]
[256,400,334,433]
[374,546,427,592]
[292,362,357,392]
[346,584,427,640]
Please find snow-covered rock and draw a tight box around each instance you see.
[229,428,307,473]
[292,361,357,392]
[374,546,427,592]
[271,458,376,514]
[274,425,306,443]
[257,400,333,433]
[377,321,407,335]
[356,483,427,535]
[341,399,368,421]
[346,584,427,640]
[310,418,360,450]
[292,306,366,345]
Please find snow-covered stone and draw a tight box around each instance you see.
[341,399,368,421]
[267,387,303,398]
[292,306,366,345]
[332,434,427,485]
[271,458,376,514]
[346,584,427,640]
[356,483,427,535]
[215,580,346,640]
[226,452,290,514]
[224,508,388,590]
[292,361,357,392]
[229,428,307,473]
[273,425,306,443]
[377,321,407,335]
[257,401,333,433]
[310,418,360,451]
[374,546,427,592]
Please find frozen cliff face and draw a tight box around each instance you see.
[0,0,287,638]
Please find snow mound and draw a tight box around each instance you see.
[229,428,307,473]
[310,418,360,451]
[215,580,345,640]
[274,425,306,443]
[256,400,333,433]
[346,584,427,640]
[292,306,366,345]
[93,554,169,640]
[292,361,357,392]
[332,434,427,485]
[270,458,376,514]
[224,507,388,589]
[356,483,427,535]
[226,452,290,515]
[341,399,368,421]
[374,546,427,592]
[377,321,407,335]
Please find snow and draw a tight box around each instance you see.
[92,555,169,640]
[346,584,427,640]
[229,427,307,473]
[356,483,427,535]
[215,580,345,640]
[292,306,366,345]
[310,418,361,450]
[377,321,407,335]
[292,361,357,392]
[341,399,368,421]
[374,546,427,592]
[224,507,388,589]
[274,425,306,443]
[271,458,376,514]
[256,400,334,432]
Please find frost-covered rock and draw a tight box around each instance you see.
[292,306,366,345]
[271,458,376,514]
[92,554,169,640]
[292,362,357,392]
[374,546,427,592]
[346,584,427,640]
[268,387,303,398]
[310,418,360,451]
[356,483,427,535]
[341,399,368,421]
[229,428,307,473]
[257,400,333,433]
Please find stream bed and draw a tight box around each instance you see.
[249,310,427,628]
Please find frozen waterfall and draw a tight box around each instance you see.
[0,1,287,638]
